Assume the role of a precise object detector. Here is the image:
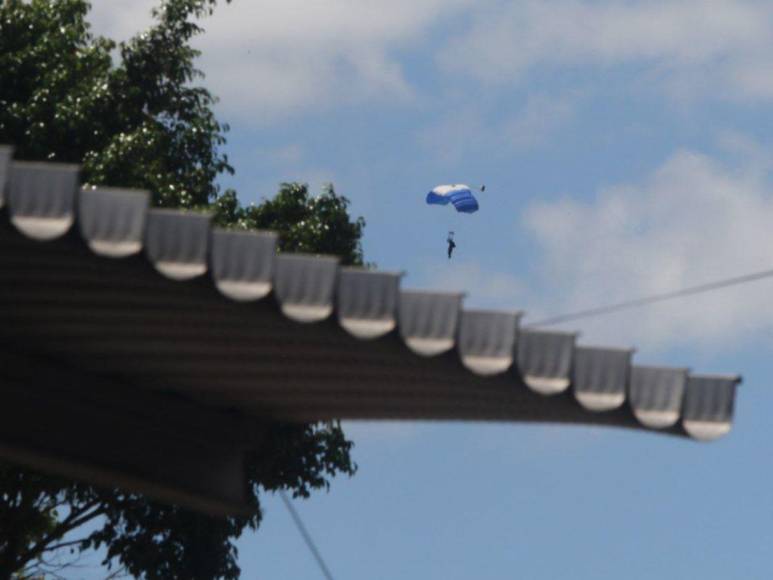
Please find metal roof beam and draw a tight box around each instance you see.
[0,348,260,516]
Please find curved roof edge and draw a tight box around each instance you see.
[0,147,741,443]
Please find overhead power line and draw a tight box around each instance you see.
[278,490,337,580]
[526,266,773,328]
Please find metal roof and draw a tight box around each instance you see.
[0,145,741,514]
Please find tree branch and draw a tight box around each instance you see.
[42,537,89,552]
[15,502,105,568]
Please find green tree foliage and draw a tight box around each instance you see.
[0,469,68,578]
[0,0,362,577]
[213,183,366,265]
[0,0,230,207]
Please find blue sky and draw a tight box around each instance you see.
[79,1,773,578]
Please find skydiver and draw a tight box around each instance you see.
[447,233,456,259]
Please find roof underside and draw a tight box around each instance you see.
[0,146,741,515]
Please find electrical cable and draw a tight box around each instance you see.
[278,490,336,580]
[525,266,773,327]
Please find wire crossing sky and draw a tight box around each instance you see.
[279,491,337,580]
[526,266,773,327]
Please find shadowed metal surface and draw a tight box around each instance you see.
[145,209,210,280]
[458,310,520,376]
[211,229,277,301]
[573,347,632,412]
[399,290,463,356]
[0,349,258,516]
[517,330,575,395]
[0,146,11,207]
[682,375,739,442]
[8,161,79,240]
[630,366,687,429]
[0,151,743,513]
[79,186,149,257]
[338,268,400,339]
[274,254,339,322]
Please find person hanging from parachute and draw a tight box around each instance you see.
[447,231,456,259]
[426,184,484,258]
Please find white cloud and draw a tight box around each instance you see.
[88,0,157,42]
[502,93,578,150]
[191,0,472,122]
[522,143,773,354]
[87,0,773,124]
[418,92,580,163]
[417,108,487,165]
[438,0,773,103]
[89,0,471,123]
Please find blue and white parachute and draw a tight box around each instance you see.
[426,184,479,214]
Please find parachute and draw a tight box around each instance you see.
[426,184,484,259]
[426,184,480,214]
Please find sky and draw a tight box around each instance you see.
[76,1,773,578]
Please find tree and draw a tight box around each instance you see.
[212,183,366,265]
[0,1,362,577]
[0,0,231,208]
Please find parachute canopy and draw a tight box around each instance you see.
[426,184,479,214]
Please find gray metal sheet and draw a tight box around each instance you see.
[78,187,149,258]
[0,146,744,447]
[517,330,575,395]
[0,145,11,208]
[144,209,211,280]
[682,375,740,441]
[629,366,687,429]
[458,310,520,375]
[211,229,277,301]
[8,161,79,240]
[337,268,400,339]
[399,290,463,356]
[573,347,632,411]
[0,145,749,516]
[273,254,339,322]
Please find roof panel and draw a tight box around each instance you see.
[629,365,687,429]
[0,145,12,208]
[458,309,520,375]
[573,346,632,411]
[682,375,740,441]
[8,161,79,240]
[0,151,745,453]
[0,146,746,513]
[145,209,210,280]
[78,187,149,257]
[273,254,339,322]
[211,229,277,301]
[517,330,575,395]
[399,290,463,356]
[338,268,400,339]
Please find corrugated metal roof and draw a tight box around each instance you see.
[0,147,740,446]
